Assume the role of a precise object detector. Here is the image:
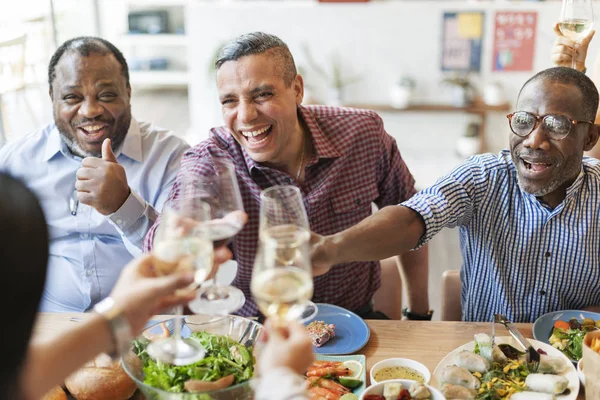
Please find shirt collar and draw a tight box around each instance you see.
[297,105,341,160]
[42,118,143,163]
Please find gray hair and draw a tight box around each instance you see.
[518,67,599,121]
[215,32,297,86]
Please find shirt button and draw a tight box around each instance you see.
[86,269,93,277]
[116,218,124,225]
[284,178,292,184]
[539,289,546,295]
[355,199,362,205]
[545,251,551,258]
[81,233,89,239]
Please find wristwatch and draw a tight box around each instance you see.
[402,307,434,321]
[94,297,133,358]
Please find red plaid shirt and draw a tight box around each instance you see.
[144,105,417,316]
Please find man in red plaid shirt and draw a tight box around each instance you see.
[144,32,429,320]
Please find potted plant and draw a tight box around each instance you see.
[441,74,475,107]
[390,75,416,109]
[301,44,361,106]
[455,121,482,158]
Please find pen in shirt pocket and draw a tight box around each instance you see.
[70,189,79,216]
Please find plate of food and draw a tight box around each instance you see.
[532,310,600,363]
[430,334,579,400]
[307,354,367,398]
[304,303,370,355]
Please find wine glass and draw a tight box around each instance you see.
[251,226,316,323]
[559,0,594,69]
[186,157,246,316]
[256,185,318,321]
[147,197,213,365]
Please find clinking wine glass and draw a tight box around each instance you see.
[186,157,246,316]
[147,198,213,365]
[251,227,316,323]
[256,185,317,321]
[559,0,594,69]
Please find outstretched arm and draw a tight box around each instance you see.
[312,205,425,276]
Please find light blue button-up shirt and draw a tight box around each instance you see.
[403,151,600,323]
[0,119,189,312]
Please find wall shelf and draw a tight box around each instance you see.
[346,102,511,153]
[345,103,511,115]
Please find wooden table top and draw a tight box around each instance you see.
[33,314,585,399]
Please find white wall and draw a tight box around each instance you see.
[185,0,598,187]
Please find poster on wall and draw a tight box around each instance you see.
[441,11,484,72]
[493,11,537,72]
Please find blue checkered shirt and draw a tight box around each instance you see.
[403,150,600,322]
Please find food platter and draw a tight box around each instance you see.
[532,310,600,363]
[430,336,579,399]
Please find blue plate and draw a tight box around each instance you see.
[315,354,367,395]
[304,303,370,355]
[532,310,600,361]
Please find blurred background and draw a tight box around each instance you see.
[0,0,591,319]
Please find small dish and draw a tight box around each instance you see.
[359,379,444,400]
[370,358,431,385]
[578,359,585,386]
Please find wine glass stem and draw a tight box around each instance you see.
[173,305,183,339]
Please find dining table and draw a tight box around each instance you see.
[33,314,585,399]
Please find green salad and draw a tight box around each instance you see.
[133,331,255,395]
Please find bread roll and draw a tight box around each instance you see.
[41,386,67,400]
[65,353,139,400]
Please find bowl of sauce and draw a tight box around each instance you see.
[370,358,431,385]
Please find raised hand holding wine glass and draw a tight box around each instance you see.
[147,192,213,365]
[559,0,594,69]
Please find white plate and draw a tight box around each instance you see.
[430,336,579,400]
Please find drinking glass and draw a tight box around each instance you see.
[559,0,594,69]
[251,227,316,323]
[255,185,317,321]
[147,198,213,365]
[186,157,246,316]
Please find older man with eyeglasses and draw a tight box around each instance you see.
[311,66,600,323]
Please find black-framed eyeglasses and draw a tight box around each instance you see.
[507,111,594,141]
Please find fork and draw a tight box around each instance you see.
[494,314,540,372]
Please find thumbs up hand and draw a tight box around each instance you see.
[76,138,130,215]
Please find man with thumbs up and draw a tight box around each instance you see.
[0,37,189,312]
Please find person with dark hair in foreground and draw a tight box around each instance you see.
[0,173,198,399]
[0,36,190,313]
[311,67,600,323]
[1,173,314,400]
[145,32,431,321]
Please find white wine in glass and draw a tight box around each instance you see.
[251,227,316,322]
[559,0,594,69]
[147,200,213,366]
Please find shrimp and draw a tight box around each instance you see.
[308,387,342,400]
[311,361,342,368]
[307,377,350,394]
[307,366,350,377]
[142,321,171,341]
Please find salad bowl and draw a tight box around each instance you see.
[122,315,263,400]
